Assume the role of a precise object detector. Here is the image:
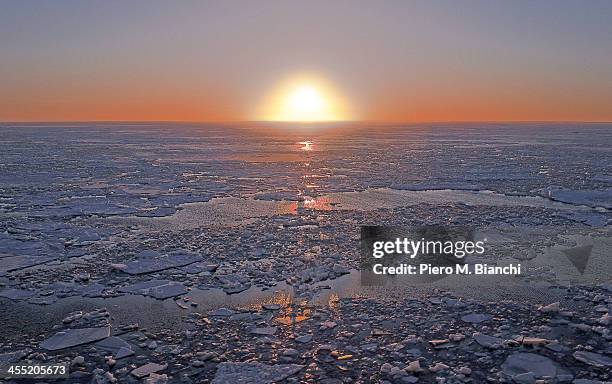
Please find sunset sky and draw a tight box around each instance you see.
[1,0,611,122]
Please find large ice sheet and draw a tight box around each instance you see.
[40,326,111,351]
[118,280,188,299]
[212,362,304,384]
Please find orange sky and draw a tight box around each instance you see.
[4,71,611,122]
[1,1,611,122]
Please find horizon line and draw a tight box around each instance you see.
[1,119,611,125]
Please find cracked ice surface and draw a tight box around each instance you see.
[0,122,610,383]
[0,122,610,304]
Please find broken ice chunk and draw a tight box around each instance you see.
[212,362,304,384]
[0,288,35,300]
[223,284,251,294]
[0,349,31,364]
[0,255,57,273]
[118,280,188,299]
[28,295,58,305]
[180,262,218,274]
[135,206,177,217]
[461,313,491,324]
[131,362,168,378]
[208,308,235,317]
[250,327,277,336]
[547,189,612,209]
[81,283,107,298]
[40,326,111,351]
[116,252,200,275]
[94,336,135,359]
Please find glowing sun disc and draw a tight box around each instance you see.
[257,75,350,122]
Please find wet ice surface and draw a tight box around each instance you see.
[0,122,611,382]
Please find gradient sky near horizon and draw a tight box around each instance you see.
[1,0,612,122]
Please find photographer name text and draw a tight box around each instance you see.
[372,263,521,275]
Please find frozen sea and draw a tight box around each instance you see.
[1,122,611,205]
[0,122,611,333]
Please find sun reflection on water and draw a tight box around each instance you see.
[299,140,313,151]
[303,196,333,210]
[328,293,340,309]
[275,308,312,325]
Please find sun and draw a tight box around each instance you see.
[287,86,324,116]
[258,75,350,122]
